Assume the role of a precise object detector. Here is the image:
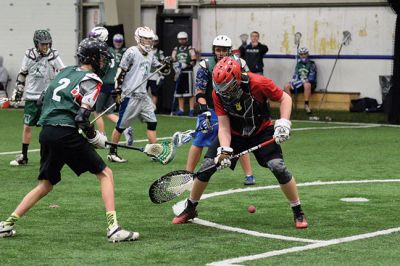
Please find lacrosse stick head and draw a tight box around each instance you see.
[144,140,177,165]
[342,31,352,46]
[172,130,195,148]
[149,170,194,204]
[239,33,249,45]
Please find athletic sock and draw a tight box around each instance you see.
[106,211,118,230]
[290,201,304,218]
[304,101,309,106]
[4,212,20,226]
[188,198,198,205]
[22,143,29,159]
[110,145,117,155]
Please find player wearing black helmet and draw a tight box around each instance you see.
[0,38,139,243]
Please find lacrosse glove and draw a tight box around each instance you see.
[197,111,212,133]
[214,146,233,170]
[87,130,108,149]
[273,118,291,144]
[12,84,24,102]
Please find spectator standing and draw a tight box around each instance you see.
[239,31,268,75]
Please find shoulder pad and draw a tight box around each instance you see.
[82,72,102,84]
[47,49,59,61]
[25,48,39,60]
[199,59,208,69]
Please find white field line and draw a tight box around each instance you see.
[201,179,400,266]
[207,227,400,266]
[0,136,171,156]
[193,218,323,243]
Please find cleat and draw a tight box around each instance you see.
[107,153,127,163]
[188,109,194,117]
[123,127,133,146]
[304,104,312,114]
[172,200,198,224]
[10,154,28,166]
[0,221,16,238]
[243,175,256,185]
[173,110,184,116]
[107,226,139,243]
[294,213,308,229]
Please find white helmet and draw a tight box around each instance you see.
[153,34,159,41]
[89,26,109,42]
[298,47,309,55]
[134,26,155,53]
[213,35,232,48]
[113,34,124,43]
[177,31,188,39]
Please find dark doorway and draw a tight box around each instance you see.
[156,14,193,113]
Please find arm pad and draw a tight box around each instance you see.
[75,107,95,138]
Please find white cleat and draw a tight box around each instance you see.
[107,226,139,243]
[107,153,127,163]
[10,154,28,166]
[0,221,16,238]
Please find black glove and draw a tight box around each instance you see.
[160,56,172,76]
[111,88,122,104]
[12,85,24,102]
[75,107,95,138]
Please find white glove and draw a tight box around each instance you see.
[12,84,24,102]
[214,146,233,170]
[273,118,291,144]
[87,130,108,149]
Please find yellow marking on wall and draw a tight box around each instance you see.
[281,31,289,54]
[359,19,368,36]
[319,38,328,55]
[313,21,319,51]
[329,35,338,50]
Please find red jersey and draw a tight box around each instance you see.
[212,72,283,136]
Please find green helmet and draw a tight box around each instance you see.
[33,30,52,49]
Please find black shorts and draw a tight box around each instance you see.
[205,125,283,168]
[147,80,159,96]
[38,126,107,185]
[95,84,115,114]
[175,71,194,97]
[293,83,316,93]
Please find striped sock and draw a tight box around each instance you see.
[5,212,20,226]
[106,211,118,230]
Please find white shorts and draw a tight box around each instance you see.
[116,94,157,129]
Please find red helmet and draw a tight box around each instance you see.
[212,57,243,103]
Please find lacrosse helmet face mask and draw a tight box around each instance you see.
[298,47,309,63]
[77,38,110,77]
[212,57,243,104]
[135,26,155,53]
[89,26,109,42]
[212,35,232,61]
[33,30,52,54]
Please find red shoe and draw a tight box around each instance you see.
[294,213,308,229]
[172,200,198,224]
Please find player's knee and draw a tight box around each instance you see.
[196,158,217,182]
[115,127,125,134]
[267,159,292,184]
[147,122,157,131]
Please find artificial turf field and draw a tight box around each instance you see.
[0,108,399,265]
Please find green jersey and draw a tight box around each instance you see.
[38,66,102,127]
[102,47,126,84]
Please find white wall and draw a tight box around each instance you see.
[143,6,396,103]
[0,0,77,96]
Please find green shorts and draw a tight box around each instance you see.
[24,100,41,126]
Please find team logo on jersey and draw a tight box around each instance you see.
[235,102,242,111]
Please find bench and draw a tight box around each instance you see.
[270,91,360,111]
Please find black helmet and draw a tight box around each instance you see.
[33,30,52,49]
[77,38,110,77]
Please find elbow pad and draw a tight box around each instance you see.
[75,107,95,137]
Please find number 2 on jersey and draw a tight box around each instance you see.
[52,78,71,102]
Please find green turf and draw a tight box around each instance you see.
[0,109,399,265]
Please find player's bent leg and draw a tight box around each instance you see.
[186,145,203,172]
[108,128,127,163]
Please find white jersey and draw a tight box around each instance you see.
[119,46,161,97]
[20,48,65,100]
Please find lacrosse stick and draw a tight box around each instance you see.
[106,139,177,165]
[171,122,219,148]
[91,61,169,124]
[317,31,352,112]
[292,32,302,114]
[148,137,276,203]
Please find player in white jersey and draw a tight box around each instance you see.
[10,30,65,166]
[108,26,170,163]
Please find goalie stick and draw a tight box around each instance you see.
[105,139,177,165]
[148,137,276,204]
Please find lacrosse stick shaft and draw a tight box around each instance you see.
[105,141,144,152]
[90,63,167,124]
